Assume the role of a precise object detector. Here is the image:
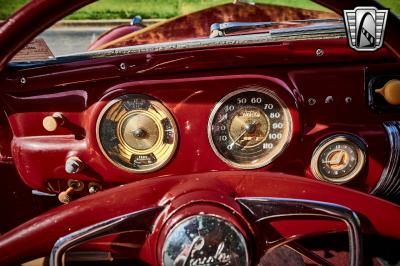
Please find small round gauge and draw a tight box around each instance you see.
[311,135,367,184]
[97,94,178,173]
[208,87,292,169]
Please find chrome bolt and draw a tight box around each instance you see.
[119,62,127,70]
[315,48,324,57]
[345,97,352,103]
[308,98,316,106]
[65,157,84,174]
[20,77,26,84]
[88,182,102,194]
[325,96,334,104]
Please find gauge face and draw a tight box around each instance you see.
[311,135,367,184]
[97,94,178,173]
[208,88,292,169]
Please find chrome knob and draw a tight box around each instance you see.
[65,157,84,174]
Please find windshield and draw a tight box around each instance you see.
[3,0,399,62]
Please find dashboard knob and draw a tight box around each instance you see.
[58,187,74,204]
[58,179,84,204]
[42,112,64,132]
[65,157,84,174]
[375,79,400,105]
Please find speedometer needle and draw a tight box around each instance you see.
[227,121,257,150]
[227,130,247,150]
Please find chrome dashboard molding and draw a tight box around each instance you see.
[371,121,400,202]
[8,23,345,69]
[59,23,345,59]
[49,206,163,266]
[237,197,362,266]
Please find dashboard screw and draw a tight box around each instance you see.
[315,48,324,57]
[119,62,127,71]
[88,182,102,194]
[325,96,334,104]
[308,98,316,106]
[345,97,352,103]
[20,77,26,84]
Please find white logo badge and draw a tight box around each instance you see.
[344,6,388,51]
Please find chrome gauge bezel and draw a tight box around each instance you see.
[207,87,293,169]
[311,134,367,184]
[96,94,178,173]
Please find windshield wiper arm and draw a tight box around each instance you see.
[210,18,343,38]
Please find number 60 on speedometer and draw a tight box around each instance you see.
[208,88,292,169]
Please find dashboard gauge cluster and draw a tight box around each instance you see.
[97,94,178,173]
[311,135,367,184]
[208,88,292,169]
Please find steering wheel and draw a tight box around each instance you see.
[0,171,399,265]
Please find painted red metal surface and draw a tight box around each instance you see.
[0,65,393,195]
[0,39,394,93]
[3,58,396,192]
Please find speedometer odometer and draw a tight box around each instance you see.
[208,88,292,169]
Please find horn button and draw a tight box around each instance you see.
[162,214,249,266]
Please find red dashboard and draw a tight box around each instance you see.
[0,44,397,199]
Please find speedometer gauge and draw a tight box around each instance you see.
[208,88,292,169]
[97,94,178,173]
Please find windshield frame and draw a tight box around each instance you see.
[1,0,400,72]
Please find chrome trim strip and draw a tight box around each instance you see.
[50,206,163,266]
[59,24,345,59]
[371,121,400,201]
[8,24,346,69]
[31,190,56,197]
[237,197,362,266]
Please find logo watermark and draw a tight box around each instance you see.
[344,6,388,51]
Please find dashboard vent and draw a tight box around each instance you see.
[371,121,400,203]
